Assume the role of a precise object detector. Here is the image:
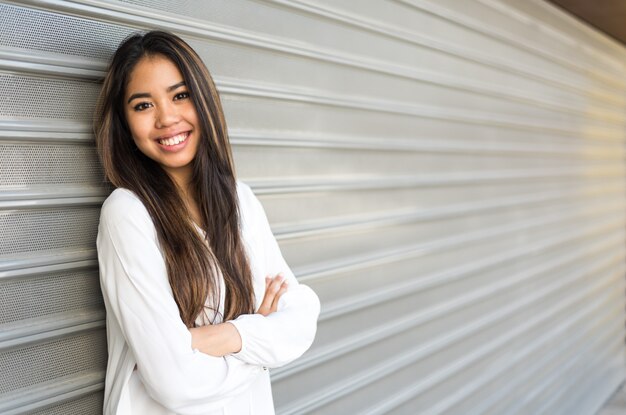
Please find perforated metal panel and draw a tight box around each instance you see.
[0,144,102,186]
[1,0,625,414]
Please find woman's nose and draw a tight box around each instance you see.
[155,102,181,128]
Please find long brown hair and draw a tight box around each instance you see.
[94,30,254,327]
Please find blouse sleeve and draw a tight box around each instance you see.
[96,189,263,414]
[228,183,321,368]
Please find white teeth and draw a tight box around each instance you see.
[159,132,188,146]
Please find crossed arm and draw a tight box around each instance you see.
[189,273,289,356]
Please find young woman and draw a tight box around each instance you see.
[94,30,320,415]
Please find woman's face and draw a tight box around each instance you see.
[124,54,200,183]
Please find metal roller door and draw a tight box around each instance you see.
[1,0,625,414]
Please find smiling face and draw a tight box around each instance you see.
[124,54,200,186]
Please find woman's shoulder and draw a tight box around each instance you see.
[235,178,253,198]
[236,179,267,233]
[100,187,150,224]
[235,179,261,216]
[102,187,143,209]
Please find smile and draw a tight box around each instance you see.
[158,131,190,146]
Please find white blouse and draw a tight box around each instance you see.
[96,180,320,414]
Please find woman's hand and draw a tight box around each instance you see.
[256,273,289,316]
[189,273,289,356]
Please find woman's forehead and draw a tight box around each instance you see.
[126,55,184,94]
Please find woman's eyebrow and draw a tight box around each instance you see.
[127,92,150,104]
[167,81,186,92]
[127,81,186,104]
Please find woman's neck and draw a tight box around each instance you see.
[166,168,203,228]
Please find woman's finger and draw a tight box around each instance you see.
[258,274,284,315]
[270,281,289,313]
[264,274,282,296]
[257,282,274,315]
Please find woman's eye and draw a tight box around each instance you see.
[133,102,152,111]
[174,91,190,100]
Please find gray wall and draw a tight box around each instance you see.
[1,0,625,414]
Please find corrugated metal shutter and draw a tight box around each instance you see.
[1,0,625,414]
